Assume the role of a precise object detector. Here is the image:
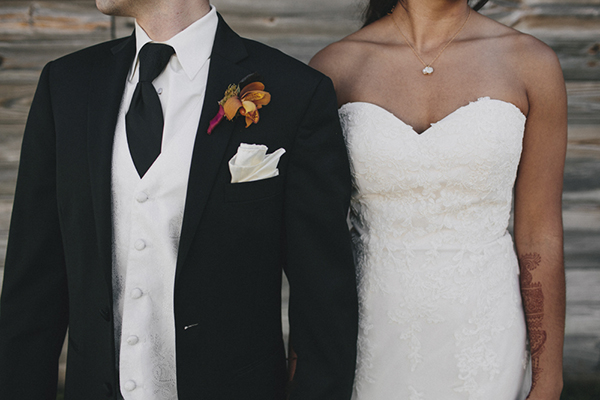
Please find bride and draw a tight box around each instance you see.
[310,0,566,399]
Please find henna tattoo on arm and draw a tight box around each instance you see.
[519,252,546,390]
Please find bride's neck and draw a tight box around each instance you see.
[390,0,471,52]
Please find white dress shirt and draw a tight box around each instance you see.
[111,7,218,399]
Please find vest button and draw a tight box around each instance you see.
[131,288,143,299]
[134,239,146,250]
[127,335,139,345]
[135,192,149,203]
[124,380,137,391]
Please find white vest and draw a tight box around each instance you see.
[111,109,199,398]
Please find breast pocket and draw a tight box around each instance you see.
[224,175,283,203]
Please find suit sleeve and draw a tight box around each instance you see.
[284,76,358,400]
[0,62,68,399]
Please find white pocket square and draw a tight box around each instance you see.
[229,143,286,183]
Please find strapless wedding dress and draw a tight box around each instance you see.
[340,98,530,400]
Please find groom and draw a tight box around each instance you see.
[0,0,358,399]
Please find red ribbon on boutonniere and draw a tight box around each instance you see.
[207,73,271,134]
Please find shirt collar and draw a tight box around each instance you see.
[130,5,218,82]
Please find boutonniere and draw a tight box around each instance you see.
[207,73,271,134]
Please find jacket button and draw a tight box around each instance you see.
[103,382,113,396]
[99,307,111,321]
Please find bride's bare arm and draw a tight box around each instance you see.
[513,35,567,400]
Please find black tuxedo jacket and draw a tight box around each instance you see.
[0,15,358,400]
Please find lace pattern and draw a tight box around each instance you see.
[343,98,529,400]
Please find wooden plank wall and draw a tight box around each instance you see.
[1,0,599,393]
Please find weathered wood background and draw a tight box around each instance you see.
[1,0,599,394]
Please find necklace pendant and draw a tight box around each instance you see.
[422,66,434,75]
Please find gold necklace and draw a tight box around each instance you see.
[391,8,471,75]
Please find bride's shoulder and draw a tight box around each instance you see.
[472,13,564,107]
[474,14,559,68]
[506,31,564,102]
[506,30,560,68]
[310,20,391,87]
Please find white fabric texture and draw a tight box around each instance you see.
[340,98,531,400]
[229,143,286,183]
[111,7,218,400]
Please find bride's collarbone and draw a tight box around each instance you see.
[342,63,527,128]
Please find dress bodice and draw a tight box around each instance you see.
[342,98,530,400]
[340,97,526,249]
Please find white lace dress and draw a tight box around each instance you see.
[340,98,531,400]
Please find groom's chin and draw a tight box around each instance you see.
[95,0,134,18]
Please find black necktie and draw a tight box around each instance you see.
[126,43,175,178]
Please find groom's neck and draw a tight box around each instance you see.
[98,0,212,42]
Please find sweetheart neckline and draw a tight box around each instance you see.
[339,97,526,136]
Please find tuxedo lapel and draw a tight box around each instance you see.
[176,15,250,275]
[87,35,136,289]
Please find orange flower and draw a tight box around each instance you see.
[207,75,271,134]
[223,82,271,127]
